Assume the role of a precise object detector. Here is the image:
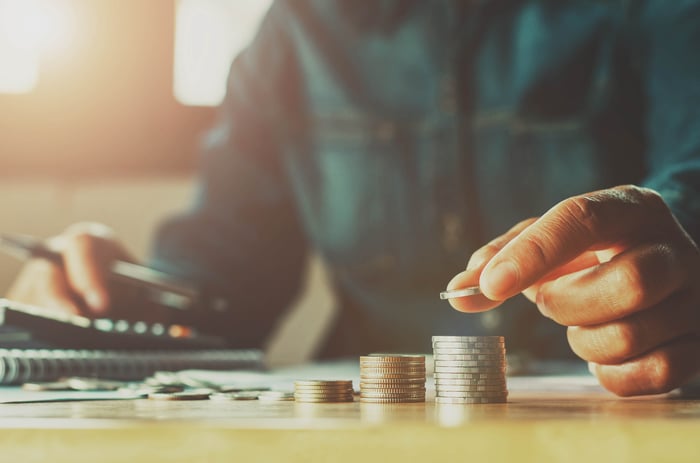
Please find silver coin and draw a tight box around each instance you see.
[433,354,505,361]
[432,339,505,346]
[435,385,508,393]
[433,368,507,380]
[439,287,481,299]
[210,391,261,401]
[434,367,506,374]
[434,378,507,386]
[66,377,127,391]
[258,391,295,402]
[434,360,507,368]
[432,348,506,355]
[148,388,213,401]
[436,396,507,404]
[431,336,505,344]
[22,381,72,391]
[436,390,508,398]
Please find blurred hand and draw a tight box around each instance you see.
[447,185,700,396]
[7,222,133,317]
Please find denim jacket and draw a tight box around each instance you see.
[152,0,700,358]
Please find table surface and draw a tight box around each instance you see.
[0,374,699,463]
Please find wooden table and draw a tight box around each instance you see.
[0,378,698,463]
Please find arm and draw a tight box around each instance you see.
[639,0,700,244]
[152,4,308,348]
[447,1,700,396]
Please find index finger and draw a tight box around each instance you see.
[479,186,669,301]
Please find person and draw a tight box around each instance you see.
[7,0,700,397]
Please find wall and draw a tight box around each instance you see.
[0,177,335,366]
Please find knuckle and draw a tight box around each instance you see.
[562,195,602,234]
[610,323,638,361]
[519,235,550,269]
[611,263,647,311]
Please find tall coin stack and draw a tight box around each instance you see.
[432,336,508,404]
[359,354,426,403]
[293,380,354,403]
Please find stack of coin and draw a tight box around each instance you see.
[359,354,426,403]
[432,336,507,404]
[293,380,354,403]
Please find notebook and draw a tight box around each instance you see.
[0,348,264,385]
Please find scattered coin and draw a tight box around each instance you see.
[210,391,263,401]
[258,391,295,402]
[148,388,213,401]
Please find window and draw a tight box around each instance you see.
[173,0,273,107]
[0,0,74,94]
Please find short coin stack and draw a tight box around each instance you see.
[293,380,354,403]
[359,354,426,403]
[432,336,508,404]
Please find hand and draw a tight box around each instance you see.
[7,223,133,317]
[447,185,700,396]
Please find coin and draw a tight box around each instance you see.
[359,377,425,384]
[148,388,212,401]
[360,397,425,403]
[435,396,507,404]
[434,367,506,374]
[210,391,261,401]
[362,354,425,361]
[258,391,294,402]
[360,382,425,389]
[294,380,352,387]
[433,354,505,361]
[294,397,354,403]
[436,390,508,398]
[432,348,506,355]
[432,335,504,343]
[434,378,507,386]
[435,385,508,393]
[439,287,481,299]
[435,359,506,367]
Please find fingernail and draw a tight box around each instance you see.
[85,291,107,312]
[466,254,486,271]
[481,261,518,298]
[446,270,469,291]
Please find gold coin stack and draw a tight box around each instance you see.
[293,380,354,403]
[432,335,508,404]
[359,354,426,403]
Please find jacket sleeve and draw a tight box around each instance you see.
[150,4,308,348]
[638,1,700,244]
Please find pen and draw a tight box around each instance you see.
[0,233,199,310]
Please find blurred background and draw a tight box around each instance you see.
[0,0,335,364]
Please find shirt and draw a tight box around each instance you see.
[151,0,700,359]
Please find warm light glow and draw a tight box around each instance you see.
[174,0,273,107]
[0,0,74,94]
